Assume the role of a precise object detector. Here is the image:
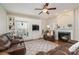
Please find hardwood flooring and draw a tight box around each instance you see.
[52,40,68,46]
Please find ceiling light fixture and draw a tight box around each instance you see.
[42,9,48,12]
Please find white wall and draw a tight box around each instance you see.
[46,11,74,30]
[0,5,7,35]
[29,19,42,39]
[46,17,57,30]
[74,8,79,41]
[56,11,74,29]
[41,19,49,31]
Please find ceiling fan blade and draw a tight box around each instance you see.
[35,8,42,10]
[38,11,43,15]
[43,3,49,9]
[48,8,56,10]
[45,3,49,6]
[46,11,49,14]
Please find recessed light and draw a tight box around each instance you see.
[42,9,48,12]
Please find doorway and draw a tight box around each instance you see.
[15,21,29,39]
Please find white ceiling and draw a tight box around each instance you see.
[1,3,79,19]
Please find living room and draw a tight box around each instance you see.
[0,3,79,55]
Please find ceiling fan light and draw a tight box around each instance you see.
[42,9,48,12]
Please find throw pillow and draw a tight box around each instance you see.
[69,42,79,52]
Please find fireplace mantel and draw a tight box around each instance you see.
[55,29,73,40]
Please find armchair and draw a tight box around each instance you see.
[43,30,55,41]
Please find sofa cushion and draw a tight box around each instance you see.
[73,49,79,55]
[0,34,11,51]
[4,32,13,41]
[69,42,79,53]
[68,40,77,44]
[36,51,46,55]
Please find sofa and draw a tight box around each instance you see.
[0,32,26,55]
[43,30,55,41]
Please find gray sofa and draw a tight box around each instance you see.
[0,32,26,55]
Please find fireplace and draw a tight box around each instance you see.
[58,32,71,41]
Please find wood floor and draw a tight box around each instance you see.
[52,40,68,46]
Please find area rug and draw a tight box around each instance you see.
[25,39,58,55]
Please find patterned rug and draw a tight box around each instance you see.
[25,39,58,55]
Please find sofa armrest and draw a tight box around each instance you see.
[36,51,46,55]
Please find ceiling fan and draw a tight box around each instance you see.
[35,3,56,15]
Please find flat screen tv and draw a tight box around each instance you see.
[32,25,39,31]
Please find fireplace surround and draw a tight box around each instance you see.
[55,29,73,40]
[58,32,71,41]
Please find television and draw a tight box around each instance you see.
[32,25,39,31]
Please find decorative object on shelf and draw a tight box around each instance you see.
[46,25,51,31]
[21,22,23,26]
[8,17,15,31]
[8,17,15,36]
[56,24,60,29]
[43,30,55,42]
[68,24,72,27]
